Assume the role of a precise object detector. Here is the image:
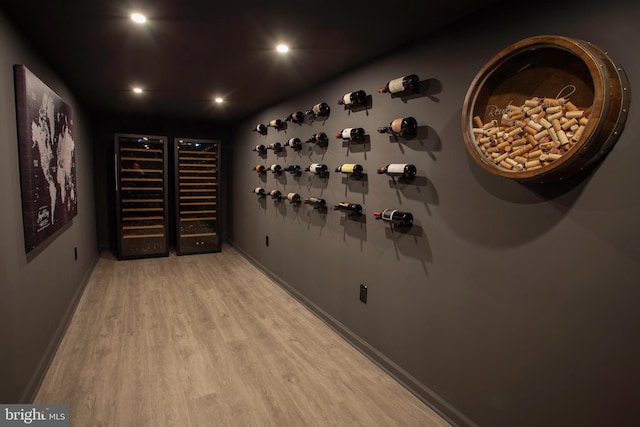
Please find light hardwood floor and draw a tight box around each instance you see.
[35,245,451,427]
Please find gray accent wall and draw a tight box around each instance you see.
[231,1,640,426]
[0,11,98,402]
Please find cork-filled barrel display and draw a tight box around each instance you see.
[462,35,630,183]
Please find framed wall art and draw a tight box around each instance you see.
[14,64,77,252]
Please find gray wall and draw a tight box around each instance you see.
[0,11,98,402]
[231,1,640,426]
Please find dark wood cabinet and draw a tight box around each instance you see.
[114,134,169,259]
[174,138,220,255]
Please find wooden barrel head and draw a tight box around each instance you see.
[462,35,630,183]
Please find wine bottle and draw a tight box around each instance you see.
[377,117,418,137]
[253,187,266,196]
[268,142,282,151]
[254,164,266,173]
[335,163,364,176]
[373,209,413,227]
[338,90,367,106]
[284,137,302,149]
[252,144,266,152]
[283,165,302,175]
[304,197,327,209]
[284,111,305,123]
[306,132,329,146]
[270,164,282,174]
[305,102,330,118]
[335,128,366,142]
[253,124,268,134]
[269,189,282,200]
[305,163,329,175]
[333,202,362,216]
[378,74,420,94]
[377,163,417,179]
[268,119,285,130]
[286,192,301,203]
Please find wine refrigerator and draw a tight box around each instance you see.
[114,133,169,259]
[174,138,221,255]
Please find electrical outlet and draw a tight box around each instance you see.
[359,284,368,304]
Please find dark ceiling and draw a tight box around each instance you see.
[2,1,495,123]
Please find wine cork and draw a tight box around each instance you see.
[500,160,513,170]
[564,101,579,111]
[579,117,589,126]
[524,125,537,136]
[547,111,563,121]
[534,129,549,140]
[486,127,500,137]
[509,143,533,158]
[557,129,569,145]
[548,127,559,143]
[494,152,509,164]
[571,125,585,143]
[526,106,543,116]
[526,135,539,147]
[511,137,527,147]
[528,149,542,159]
[496,141,510,151]
[525,160,540,168]
[473,116,484,128]
[565,110,584,119]
[552,119,562,132]
[505,158,518,167]
[561,118,578,130]
[527,120,543,131]
[545,105,562,114]
[514,155,528,164]
[524,98,541,107]
[483,119,498,129]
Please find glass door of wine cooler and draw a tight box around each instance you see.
[174,138,220,255]
[115,134,169,259]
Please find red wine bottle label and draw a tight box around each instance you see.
[342,93,353,105]
[388,77,406,94]
[312,104,322,114]
[287,193,299,202]
[341,128,353,139]
[254,187,264,194]
[270,165,279,172]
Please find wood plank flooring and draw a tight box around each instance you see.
[35,245,451,427]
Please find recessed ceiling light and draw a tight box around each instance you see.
[276,44,289,53]
[133,87,143,94]
[131,13,147,24]
[214,97,224,104]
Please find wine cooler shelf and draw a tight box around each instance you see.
[115,134,221,260]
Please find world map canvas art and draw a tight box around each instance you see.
[14,64,77,252]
